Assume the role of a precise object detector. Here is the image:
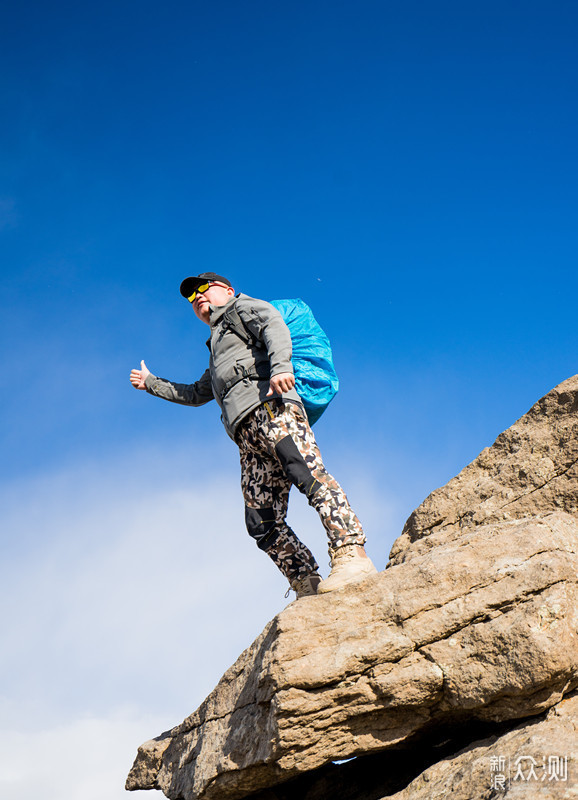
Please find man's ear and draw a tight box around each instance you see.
[227,286,235,296]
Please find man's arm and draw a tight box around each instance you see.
[267,371,295,395]
[130,360,151,390]
[236,299,296,395]
[129,360,214,406]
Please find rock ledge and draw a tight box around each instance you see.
[127,375,578,800]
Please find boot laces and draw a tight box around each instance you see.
[288,573,321,598]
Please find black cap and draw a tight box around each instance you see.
[180,272,232,299]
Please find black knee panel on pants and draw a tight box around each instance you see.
[245,506,280,551]
[275,435,322,499]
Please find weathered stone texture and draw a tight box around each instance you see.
[126,375,578,800]
[390,374,578,563]
[385,693,578,800]
[127,513,578,799]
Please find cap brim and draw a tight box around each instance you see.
[180,277,207,298]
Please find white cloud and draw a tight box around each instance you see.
[0,442,395,799]
[0,709,166,800]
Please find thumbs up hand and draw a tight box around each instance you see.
[129,359,151,390]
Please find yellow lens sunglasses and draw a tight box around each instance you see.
[187,282,210,303]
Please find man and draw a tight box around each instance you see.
[129,272,377,599]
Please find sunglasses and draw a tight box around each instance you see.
[187,280,231,303]
[186,282,211,303]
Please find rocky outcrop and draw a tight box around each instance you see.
[390,374,578,563]
[127,375,578,799]
[383,693,578,800]
[244,693,578,799]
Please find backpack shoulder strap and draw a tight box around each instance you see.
[221,303,263,348]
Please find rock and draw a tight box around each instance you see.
[384,692,578,800]
[390,374,578,564]
[126,376,578,800]
[245,693,578,799]
[127,513,578,799]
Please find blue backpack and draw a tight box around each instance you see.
[270,299,339,425]
[223,298,339,424]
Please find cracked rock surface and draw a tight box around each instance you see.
[126,375,578,800]
[382,692,578,800]
[391,374,578,564]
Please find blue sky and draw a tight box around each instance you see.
[1,1,577,797]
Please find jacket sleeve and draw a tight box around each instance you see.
[144,369,214,406]
[236,299,294,377]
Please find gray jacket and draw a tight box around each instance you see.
[144,293,303,439]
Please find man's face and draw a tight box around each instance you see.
[192,282,234,324]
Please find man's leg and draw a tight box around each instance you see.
[238,416,320,596]
[255,401,377,591]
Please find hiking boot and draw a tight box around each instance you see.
[317,545,378,594]
[289,572,322,599]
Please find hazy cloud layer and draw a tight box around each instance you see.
[0,443,391,800]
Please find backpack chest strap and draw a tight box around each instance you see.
[218,364,270,400]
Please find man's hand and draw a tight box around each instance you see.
[130,360,151,390]
[267,371,295,396]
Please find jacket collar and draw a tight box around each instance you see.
[205,294,240,349]
[208,293,239,327]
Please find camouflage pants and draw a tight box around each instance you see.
[237,400,365,582]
